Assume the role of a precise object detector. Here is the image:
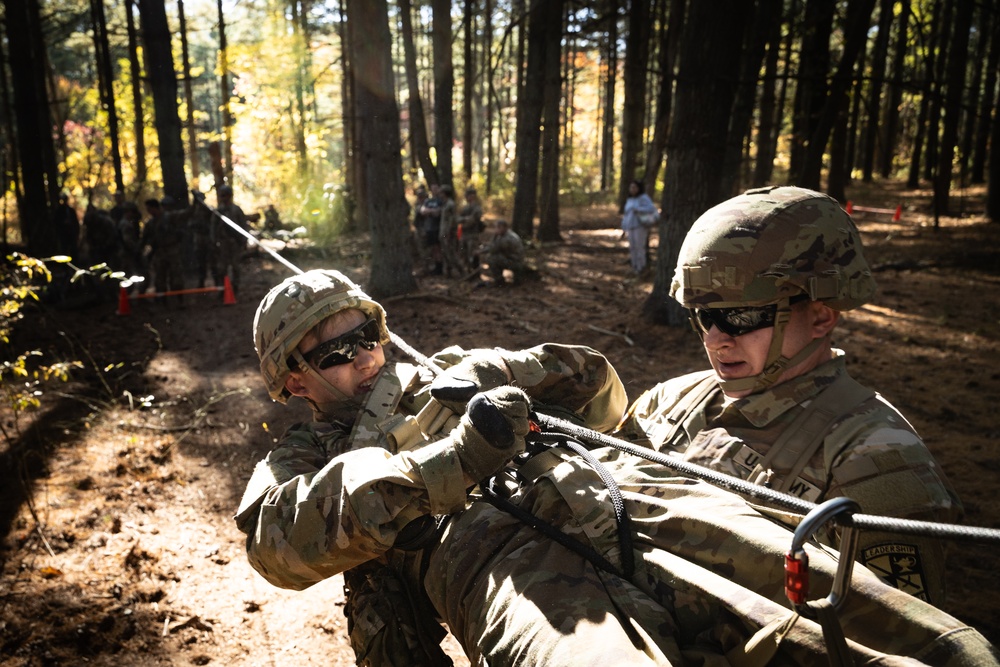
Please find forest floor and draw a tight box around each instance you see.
[1,181,999,666]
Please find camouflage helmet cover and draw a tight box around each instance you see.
[671,186,876,310]
[253,270,390,403]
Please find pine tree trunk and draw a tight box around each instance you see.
[537,0,564,243]
[463,0,475,181]
[599,2,617,192]
[789,0,834,181]
[139,0,189,204]
[215,0,233,183]
[5,0,58,253]
[643,0,748,325]
[92,0,125,194]
[879,0,909,178]
[972,5,999,185]
[934,0,973,219]
[643,0,685,200]
[345,0,415,296]
[432,0,454,186]
[860,0,893,182]
[178,0,200,182]
[753,10,782,187]
[126,0,147,188]
[619,0,652,207]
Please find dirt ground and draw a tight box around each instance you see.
[2,183,999,666]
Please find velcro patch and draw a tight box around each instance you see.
[861,543,927,601]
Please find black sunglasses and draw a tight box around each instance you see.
[689,296,808,338]
[297,318,381,370]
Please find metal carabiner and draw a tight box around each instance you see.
[784,496,861,615]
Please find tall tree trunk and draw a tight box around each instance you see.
[619,0,652,207]
[879,0,909,178]
[797,0,877,189]
[126,0,147,189]
[643,0,685,200]
[537,0,564,243]
[291,0,309,176]
[923,0,954,183]
[934,0,973,219]
[599,2,618,192]
[958,2,990,187]
[972,5,999,185]
[510,0,554,238]
[432,0,454,186]
[177,0,200,182]
[216,0,233,184]
[643,0,747,325]
[138,0,189,204]
[0,31,23,229]
[5,0,58,253]
[399,0,438,186]
[789,0,834,180]
[345,0,414,295]
[91,0,125,194]
[720,0,780,197]
[340,1,360,227]
[462,0,475,181]
[845,36,868,182]
[906,0,943,189]
[860,0,893,182]
[484,0,494,193]
[753,6,782,187]
[827,88,852,201]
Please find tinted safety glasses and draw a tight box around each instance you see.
[297,318,381,370]
[688,296,808,338]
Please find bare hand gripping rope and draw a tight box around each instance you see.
[230,211,1000,548]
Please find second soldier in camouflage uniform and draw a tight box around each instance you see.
[618,185,961,606]
[236,268,995,667]
[212,184,249,293]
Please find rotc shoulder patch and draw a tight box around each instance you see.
[861,543,927,601]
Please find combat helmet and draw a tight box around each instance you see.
[253,269,389,403]
[671,186,876,393]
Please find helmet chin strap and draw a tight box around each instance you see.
[288,349,365,420]
[716,298,825,396]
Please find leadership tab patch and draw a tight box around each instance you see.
[861,543,927,601]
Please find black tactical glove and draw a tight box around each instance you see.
[452,386,530,482]
[429,349,510,413]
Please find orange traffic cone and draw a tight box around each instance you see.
[893,204,902,221]
[223,276,237,305]
[845,200,854,214]
[116,287,131,316]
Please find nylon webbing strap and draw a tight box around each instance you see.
[752,373,874,496]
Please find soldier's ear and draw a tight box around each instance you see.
[284,373,311,398]
[808,302,839,339]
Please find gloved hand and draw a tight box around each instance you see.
[429,350,510,413]
[451,386,530,482]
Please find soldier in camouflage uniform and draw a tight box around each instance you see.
[617,186,961,606]
[236,268,995,666]
[437,185,463,277]
[140,197,188,300]
[457,186,484,270]
[212,184,249,293]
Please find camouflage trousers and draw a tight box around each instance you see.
[425,448,997,666]
[212,237,244,291]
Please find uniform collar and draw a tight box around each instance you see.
[724,349,847,428]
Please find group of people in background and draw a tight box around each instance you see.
[52,186,253,305]
[410,182,528,287]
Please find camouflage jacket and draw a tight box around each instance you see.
[617,350,962,605]
[235,344,996,666]
[485,230,525,265]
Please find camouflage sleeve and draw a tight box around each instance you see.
[429,343,628,433]
[234,422,468,591]
[615,371,711,448]
[824,394,963,605]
